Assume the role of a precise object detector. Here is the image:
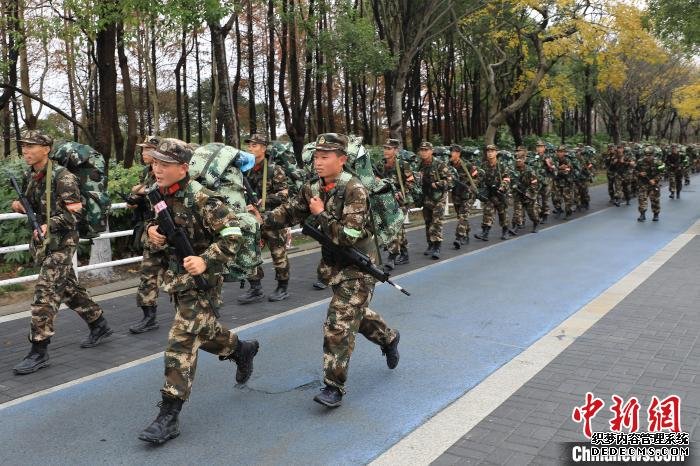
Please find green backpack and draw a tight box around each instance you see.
[267,141,306,195]
[189,143,262,282]
[50,142,110,239]
[345,135,404,247]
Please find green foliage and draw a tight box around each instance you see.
[0,158,32,265]
[648,0,700,52]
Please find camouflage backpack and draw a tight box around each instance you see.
[50,142,110,239]
[267,141,306,195]
[189,143,262,282]
[345,135,404,246]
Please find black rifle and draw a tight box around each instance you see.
[10,176,45,242]
[242,176,259,206]
[302,221,410,296]
[147,188,217,315]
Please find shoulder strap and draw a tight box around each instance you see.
[198,144,224,180]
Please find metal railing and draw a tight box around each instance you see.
[0,199,465,288]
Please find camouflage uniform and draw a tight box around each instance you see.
[479,160,511,229]
[418,156,453,244]
[603,145,616,202]
[263,137,397,395]
[666,146,684,198]
[635,151,664,218]
[610,149,632,204]
[511,163,540,230]
[246,161,289,282]
[145,173,249,401]
[532,143,555,221]
[552,150,575,217]
[135,164,165,308]
[22,163,104,342]
[377,158,414,257]
[450,159,480,240]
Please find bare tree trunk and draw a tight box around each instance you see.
[195,31,203,144]
[266,0,276,139]
[209,14,239,146]
[117,21,137,167]
[246,0,257,134]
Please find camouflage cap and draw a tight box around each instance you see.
[607,143,615,148]
[245,133,269,146]
[18,130,53,147]
[419,141,433,150]
[516,145,527,152]
[536,140,546,146]
[557,145,567,151]
[485,144,498,151]
[383,138,401,149]
[617,142,625,148]
[151,138,193,164]
[450,144,462,152]
[136,134,162,149]
[315,133,348,153]
[644,146,655,154]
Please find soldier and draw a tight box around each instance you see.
[138,139,259,444]
[666,143,684,199]
[11,130,113,375]
[635,146,664,222]
[603,143,616,203]
[238,134,290,304]
[610,143,632,206]
[552,145,576,219]
[417,141,453,259]
[474,144,512,241]
[258,133,400,408]
[511,146,540,233]
[574,146,594,211]
[378,138,415,269]
[128,135,166,334]
[534,140,555,223]
[449,144,481,249]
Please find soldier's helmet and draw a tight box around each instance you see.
[151,138,194,164]
[315,133,348,154]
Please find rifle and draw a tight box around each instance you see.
[242,176,259,206]
[10,176,45,242]
[147,188,217,316]
[301,221,410,296]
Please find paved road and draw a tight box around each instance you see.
[1,179,698,465]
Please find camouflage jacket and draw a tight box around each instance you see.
[512,165,539,201]
[146,176,243,294]
[665,152,685,172]
[635,157,665,185]
[480,160,512,194]
[419,157,453,201]
[376,159,415,207]
[554,155,576,183]
[610,152,633,174]
[21,162,81,254]
[246,160,288,211]
[263,171,377,285]
[450,159,482,201]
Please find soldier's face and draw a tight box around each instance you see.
[419,148,433,161]
[536,145,545,154]
[383,147,397,164]
[449,150,461,163]
[557,150,565,158]
[516,159,525,169]
[248,143,267,163]
[152,159,189,188]
[313,150,346,179]
[21,143,51,168]
[486,149,497,163]
[141,148,155,165]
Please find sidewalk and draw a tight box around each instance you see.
[433,227,700,465]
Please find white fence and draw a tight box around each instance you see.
[0,200,462,288]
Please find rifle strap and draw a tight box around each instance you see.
[394,160,406,199]
[261,158,268,211]
[458,159,479,192]
[45,159,53,245]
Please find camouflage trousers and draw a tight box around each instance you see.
[453,196,474,239]
[575,181,590,208]
[422,194,447,243]
[162,285,239,401]
[628,172,638,197]
[387,224,408,255]
[669,170,683,194]
[250,226,289,282]
[136,246,166,307]
[481,195,508,228]
[613,173,631,202]
[512,195,539,227]
[538,178,552,217]
[324,278,396,393]
[29,245,102,342]
[638,184,661,214]
[552,181,575,214]
[607,170,615,200]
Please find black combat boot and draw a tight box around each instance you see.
[381,331,400,369]
[313,385,342,408]
[129,306,159,334]
[138,395,184,444]
[268,280,289,302]
[237,280,265,304]
[501,227,511,240]
[653,212,659,221]
[395,250,410,265]
[669,191,675,199]
[625,199,630,206]
[423,242,434,256]
[453,236,468,249]
[431,242,441,260]
[384,253,397,271]
[614,199,621,206]
[637,211,646,222]
[676,191,680,199]
[13,339,50,375]
[221,339,260,384]
[532,221,539,233]
[474,226,490,241]
[313,280,327,290]
[80,316,113,348]
[540,214,548,224]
